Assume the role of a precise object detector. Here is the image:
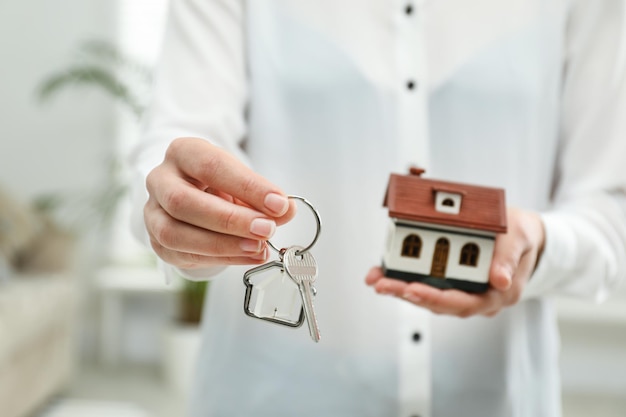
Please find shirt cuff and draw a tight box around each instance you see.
[158,258,226,284]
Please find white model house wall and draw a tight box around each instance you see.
[384,220,495,284]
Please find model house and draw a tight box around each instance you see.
[382,167,507,293]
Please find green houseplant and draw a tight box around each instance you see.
[38,39,208,324]
[35,40,141,235]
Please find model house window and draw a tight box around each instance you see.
[460,243,480,266]
[434,191,462,214]
[401,234,422,258]
[442,198,455,207]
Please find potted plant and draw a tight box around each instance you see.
[38,39,208,324]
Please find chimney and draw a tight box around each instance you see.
[409,166,426,177]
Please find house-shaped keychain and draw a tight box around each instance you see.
[382,167,507,293]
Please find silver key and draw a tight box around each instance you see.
[283,245,321,342]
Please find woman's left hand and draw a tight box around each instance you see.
[365,207,545,317]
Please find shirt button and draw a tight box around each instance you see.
[412,332,421,342]
[405,4,414,15]
[406,80,416,90]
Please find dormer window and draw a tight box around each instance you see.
[435,191,462,214]
[442,198,455,207]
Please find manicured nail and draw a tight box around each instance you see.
[252,247,268,261]
[240,239,262,253]
[264,193,289,216]
[250,218,276,238]
[403,293,422,304]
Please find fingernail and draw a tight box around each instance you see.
[252,247,268,260]
[264,193,289,216]
[250,218,276,238]
[403,293,421,304]
[240,239,262,253]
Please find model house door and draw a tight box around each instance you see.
[430,238,450,277]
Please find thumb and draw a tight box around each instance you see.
[489,208,545,292]
[489,260,514,291]
[489,229,525,291]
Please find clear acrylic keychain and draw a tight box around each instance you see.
[243,195,322,341]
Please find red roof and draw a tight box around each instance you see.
[383,169,507,233]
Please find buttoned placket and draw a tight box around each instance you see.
[394,1,432,417]
[394,0,430,170]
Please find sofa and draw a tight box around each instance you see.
[0,184,78,417]
[0,273,78,417]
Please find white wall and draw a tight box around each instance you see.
[556,288,626,400]
[0,0,117,201]
[110,0,171,365]
[0,0,119,363]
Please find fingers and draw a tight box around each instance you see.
[489,240,519,291]
[166,138,291,217]
[365,267,498,317]
[147,172,279,240]
[489,209,524,291]
[145,199,265,255]
[148,138,298,242]
[144,137,302,270]
[365,266,385,285]
[488,208,544,294]
[152,240,270,269]
[274,198,298,226]
[145,201,272,269]
[365,207,546,318]
[376,278,500,317]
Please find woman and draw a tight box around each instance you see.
[130,1,626,416]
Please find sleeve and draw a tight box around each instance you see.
[523,0,626,301]
[127,0,248,283]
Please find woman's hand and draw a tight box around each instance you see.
[365,207,545,317]
[144,137,296,270]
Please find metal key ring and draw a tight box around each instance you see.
[266,195,321,255]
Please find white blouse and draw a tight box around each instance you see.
[129,0,626,416]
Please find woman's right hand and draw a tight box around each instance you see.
[144,137,296,270]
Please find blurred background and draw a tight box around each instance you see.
[0,1,624,417]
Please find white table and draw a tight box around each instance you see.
[95,265,181,366]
